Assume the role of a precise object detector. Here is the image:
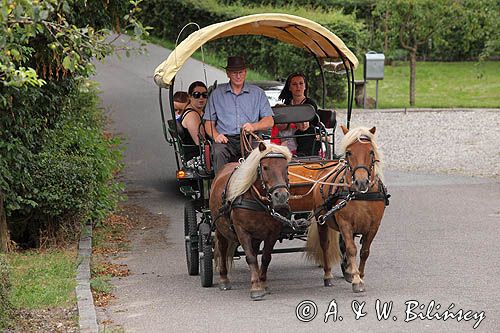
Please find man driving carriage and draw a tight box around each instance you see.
[203,56,274,173]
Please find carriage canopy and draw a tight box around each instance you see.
[153,13,359,88]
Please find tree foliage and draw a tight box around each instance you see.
[0,0,148,246]
[0,0,149,91]
[373,0,458,106]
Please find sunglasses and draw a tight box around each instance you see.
[192,92,208,99]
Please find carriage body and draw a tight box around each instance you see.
[153,13,359,287]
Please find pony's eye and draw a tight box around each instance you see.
[345,151,352,157]
[262,166,268,171]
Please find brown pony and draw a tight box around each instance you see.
[306,125,389,293]
[210,142,292,300]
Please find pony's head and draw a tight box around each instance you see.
[226,142,292,212]
[340,125,383,193]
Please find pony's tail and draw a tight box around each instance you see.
[305,222,341,267]
[214,232,238,272]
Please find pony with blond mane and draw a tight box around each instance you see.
[209,142,292,300]
[306,125,389,293]
[226,143,292,202]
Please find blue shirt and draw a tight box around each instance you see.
[204,82,273,135]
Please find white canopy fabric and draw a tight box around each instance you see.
[154,13,359,88]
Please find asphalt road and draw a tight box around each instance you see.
[92,42,500,332]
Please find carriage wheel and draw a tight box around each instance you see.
[199,223,213,287]
[184,200,199,275]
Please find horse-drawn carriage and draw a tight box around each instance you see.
[153,13,389,299]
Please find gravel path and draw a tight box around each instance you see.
[335,109,500,179]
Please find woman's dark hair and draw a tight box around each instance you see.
[188,81,207,95]
[278,73,308,104]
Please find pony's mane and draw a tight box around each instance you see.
[226,143,292,202]
[340,126,384,181]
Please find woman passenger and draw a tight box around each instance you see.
[179,81,208,160]
[275,73,320,156]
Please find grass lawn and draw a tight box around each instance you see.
[353,61,500,108]
[7,249,76,309]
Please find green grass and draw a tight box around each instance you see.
[6,249,76,309]
[355,61,500,108]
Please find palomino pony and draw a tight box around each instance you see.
[306,125,389,292]
[210,142,292,300]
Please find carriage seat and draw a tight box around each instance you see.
[272,104,316,124]
[167,119,199,162]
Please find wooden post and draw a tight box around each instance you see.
[0,192,9,253]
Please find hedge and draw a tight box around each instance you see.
[0,81,123,247]
[140,0,365,105]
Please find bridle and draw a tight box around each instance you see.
[254,152,290,204]
[344,137,378,193]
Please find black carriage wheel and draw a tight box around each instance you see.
[339,233,348,276]
[199,226,213,287]
[184,200,199,275]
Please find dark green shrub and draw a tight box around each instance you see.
[0,82,123,246]
[0,255,12,329]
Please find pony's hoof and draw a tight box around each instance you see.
[219,282,232,291]
[324,278,334,287]
[352,281,365,293]
[343,272,353,283]
[250,290,266,300]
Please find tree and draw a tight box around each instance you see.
[0,0,149,93]
[373,0,457,106]
[0,0,150,246]
[0,192,7,252]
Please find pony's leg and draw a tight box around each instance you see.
[216,230,231,291]
[236,228,265,300]
[259,238,278,293]
[338,223,364,293]
[358,231,377,280]
[318,223,334,287]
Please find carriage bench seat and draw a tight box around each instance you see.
[272,104,316,124]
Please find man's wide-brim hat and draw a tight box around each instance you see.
[225,56,246,71]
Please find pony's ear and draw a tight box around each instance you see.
[369,126,376,134]
[340,125,349,135]
[258,142,267,152]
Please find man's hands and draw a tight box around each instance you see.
[215,133,228,143]
[241,122,256,133]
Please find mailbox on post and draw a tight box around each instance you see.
[363,51,385,109]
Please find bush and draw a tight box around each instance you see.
[0,81,123,247]
[0,255,12,329]
[140,0,365,105]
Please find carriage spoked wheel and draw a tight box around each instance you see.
[184,200,199,275]
[199,222,213,287]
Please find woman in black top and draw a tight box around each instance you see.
[278,73,320,156]
[179,81,207,160]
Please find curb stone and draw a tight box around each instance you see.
[76,223,99,333]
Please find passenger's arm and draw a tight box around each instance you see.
[182,112,202,145]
